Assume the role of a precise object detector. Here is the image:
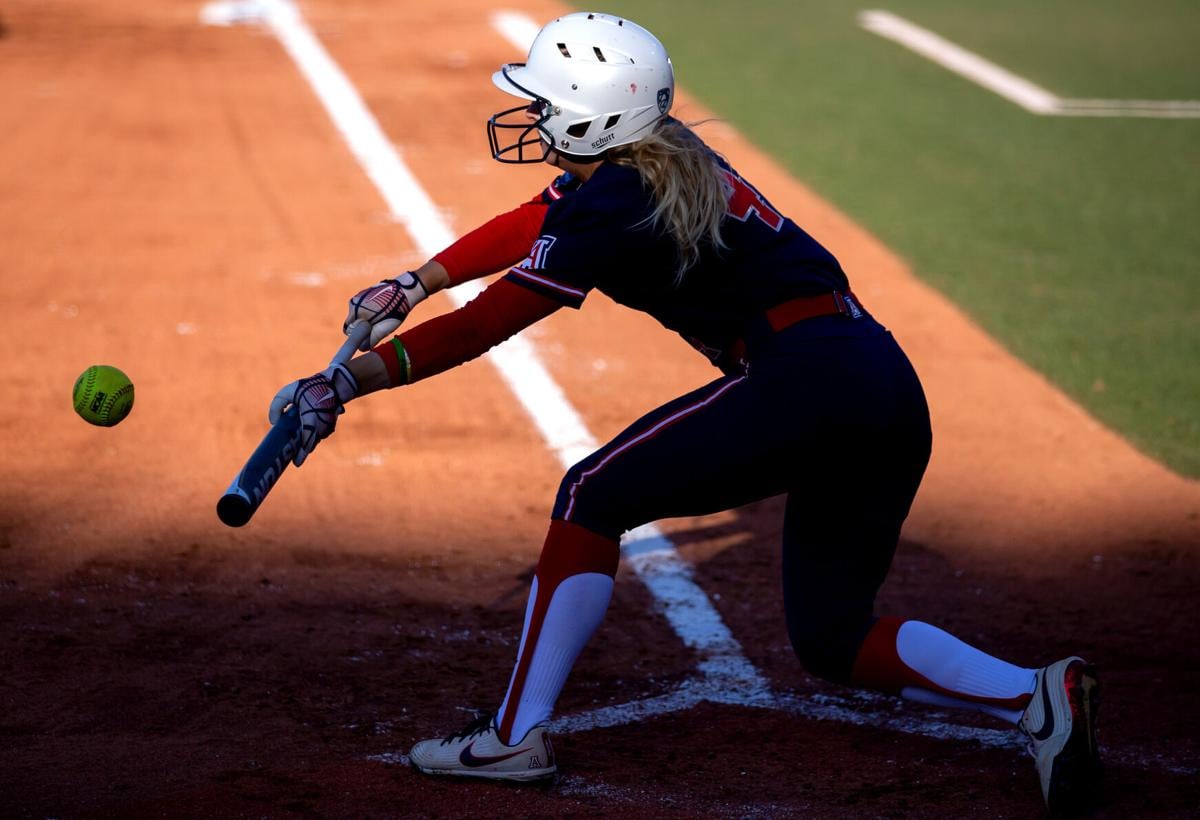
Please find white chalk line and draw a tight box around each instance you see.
[198,0,1194,774]
[551,679,1024,751]
[490,9,540,53]
[860,10,1200,119]
[552,684,1198,775]
[368,682,1197,775]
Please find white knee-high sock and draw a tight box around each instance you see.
[497,574,613,743]
[495,520,620,744]
[852,617,1037,724]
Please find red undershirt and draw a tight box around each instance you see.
[373,198,562,384]
[433,199,550,287]
[396,280,560,382]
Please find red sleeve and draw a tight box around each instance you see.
[432,201,549,286]
[396,278,561,383]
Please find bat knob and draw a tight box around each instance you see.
[217,492,255,527]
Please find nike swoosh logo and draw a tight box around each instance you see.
[459,740,531,768]
[1031,674,1056,741]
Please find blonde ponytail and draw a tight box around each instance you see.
[607,118,730,280]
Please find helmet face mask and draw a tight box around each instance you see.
[488,13,674,165]
[487,66,553,164]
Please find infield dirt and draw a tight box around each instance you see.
[1,0,1197,816]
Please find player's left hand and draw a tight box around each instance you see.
[268,363,360,467]
[344,272,429,350]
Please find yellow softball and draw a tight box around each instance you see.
[73,365,135,427]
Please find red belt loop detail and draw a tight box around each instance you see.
[832,291,847,315]
[764,290,862,333]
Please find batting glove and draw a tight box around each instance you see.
[344,272,428,350]
[268,363,359,467]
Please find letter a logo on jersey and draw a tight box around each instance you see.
[721,170,784,231]
[529,235,556,269]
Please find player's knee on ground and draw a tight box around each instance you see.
[785,609,874,685]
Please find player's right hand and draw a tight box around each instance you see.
[344,272,429,351]
[268,364,359,467]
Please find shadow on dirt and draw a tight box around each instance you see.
[0,493,1196,817]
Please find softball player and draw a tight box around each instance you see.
[271,13,1100,812]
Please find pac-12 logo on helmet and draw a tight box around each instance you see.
[657,87,671,114]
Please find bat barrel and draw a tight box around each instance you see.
[216,324,370,528]
[215,407,301,528]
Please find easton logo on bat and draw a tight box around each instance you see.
[246,438,299,504]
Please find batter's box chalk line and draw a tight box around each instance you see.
[201,1,1196,779]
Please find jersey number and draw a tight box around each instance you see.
[723,170,784,231]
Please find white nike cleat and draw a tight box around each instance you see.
[1019,657,1101,814]
[409,712,557,782]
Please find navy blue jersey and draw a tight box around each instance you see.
[504,160,850,361]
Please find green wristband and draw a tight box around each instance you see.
[389,336,412,385]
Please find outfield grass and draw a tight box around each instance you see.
[591,0,1200,476]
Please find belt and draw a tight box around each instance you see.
[765,290,864,332]
[705,291,866,373]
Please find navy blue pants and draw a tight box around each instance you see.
[551,316,932,684]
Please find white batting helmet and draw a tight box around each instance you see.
[488,12,675,163]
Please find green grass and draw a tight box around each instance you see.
[881,0,1200,98]
[589,0,1200,476]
